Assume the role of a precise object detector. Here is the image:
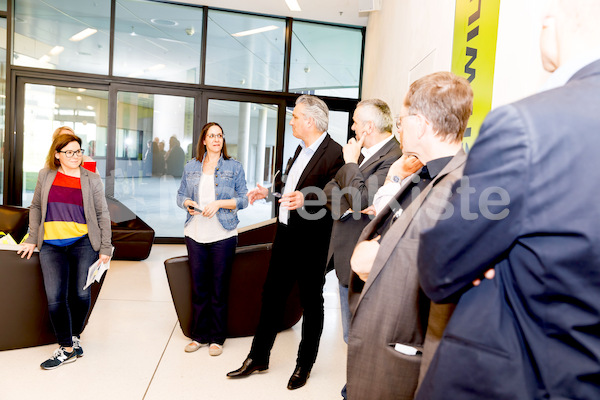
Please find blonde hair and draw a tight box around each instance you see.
[52,126,75,141]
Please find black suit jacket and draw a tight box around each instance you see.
[324,138,402,286]
[277,134,344,265]
[417,59,600,400]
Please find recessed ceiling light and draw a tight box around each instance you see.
[69,28,98,42]
[39,55,50,63]
[148,64,166,71]
[150,18,178,27]
[285,0,302,12]
[232,25,279,37]
[49,46,64,56]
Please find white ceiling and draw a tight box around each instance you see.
[173,0,370,27]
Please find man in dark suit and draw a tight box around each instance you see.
[347,72,473,400]
[324,98,406,400]
[227,95,343,390]
[325,99,403,343]
[416,1,600,399]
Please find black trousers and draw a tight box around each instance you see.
[249,223,326,369]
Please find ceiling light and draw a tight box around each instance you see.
[39,55,51,63]
[87,106,94,110]
[130,26,137,36]
[78,88,87,92]
[49,46,64,56]
[285,0,302,12]
[148,64,165,71]
[232,25,279,37]
[69,28,98,42]
[76,96,82,101]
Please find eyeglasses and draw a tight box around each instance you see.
[271,170,282,198]
[395,114,417,130]
[58,149,85,158]
[207,133,224,139]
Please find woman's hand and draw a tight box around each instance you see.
[99,254,111,264]
[202,201,221,218]
[17,243,36,259]
[184,200,201,215]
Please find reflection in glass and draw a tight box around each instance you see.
[206,10,286,91]
[13,0,111,75]
[22,84,109,206]
[0,18,5,203]
[114,0,203,83]
[114,92,194,237]
[0,0,5,12]
[290,21,363,99]
[207,99,279,227]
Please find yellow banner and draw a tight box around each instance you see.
[451,0,501,151]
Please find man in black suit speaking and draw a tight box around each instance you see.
[227,95,343,390]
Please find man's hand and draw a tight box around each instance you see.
[387,154,423,181]
[17,243,36,259]
[343,135,366,164]
[247,184,268,205]
[99,254,111,264]
[280,190,304,210]
[350,236,381,282]
[472,269,495,286]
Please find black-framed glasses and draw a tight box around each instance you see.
[271,170,282,198]
[58,149,85,158]
[395,114,417,130]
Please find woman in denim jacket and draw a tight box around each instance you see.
[176,122,248,356]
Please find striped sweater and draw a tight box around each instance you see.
[43,172,88,246]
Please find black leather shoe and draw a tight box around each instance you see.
[226,357,268,378]
[287,366,311,390]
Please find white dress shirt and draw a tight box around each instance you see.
[279,132,327,225]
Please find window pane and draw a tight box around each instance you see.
[283,107,348,166]
[22,84,109,206]
[207,99,279,227]
[206,10,285,91]
[0,0,6,12]
[0,18,5,204]
[114,1,203,83]
[290,22,363,99]
[13,0,111,75]
[114,92,194,238]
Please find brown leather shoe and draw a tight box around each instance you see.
[287,366,311,390]
[226,357,268,378]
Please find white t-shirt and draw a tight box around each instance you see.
[184,172,237,243]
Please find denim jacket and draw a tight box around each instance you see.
[176,156,248,231]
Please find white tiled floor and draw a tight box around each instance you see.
[0,245,347,400]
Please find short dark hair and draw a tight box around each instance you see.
[404,71,473,143]
[195,122,230,161]
[46,133,83,170]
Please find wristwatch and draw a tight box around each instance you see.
[391,175,400,183]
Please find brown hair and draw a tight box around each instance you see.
[404,71,473,143]
[45,133,83,170]
[52,126,75,141]
[195,122,230,161]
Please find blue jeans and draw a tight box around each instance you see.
[39,236,98,347]
[185,235,237,345]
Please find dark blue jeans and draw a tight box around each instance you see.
[39,236,98,347]
[185,235,237,345]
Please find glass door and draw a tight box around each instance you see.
[112,89,195,238]
[20,82,109,206]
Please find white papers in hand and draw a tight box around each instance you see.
[83,249,113,290]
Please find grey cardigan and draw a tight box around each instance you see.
[25,167,112,256]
